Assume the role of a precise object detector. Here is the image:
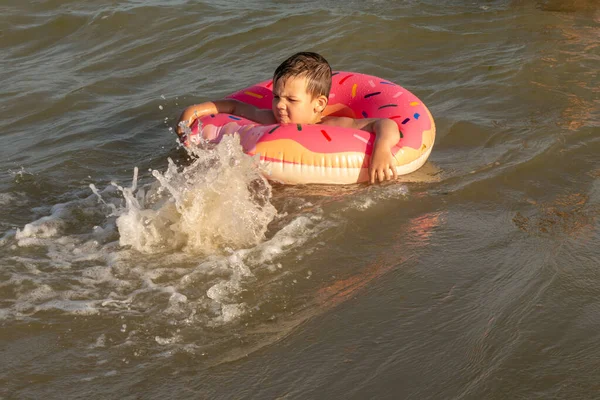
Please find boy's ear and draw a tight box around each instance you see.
[315,95,328,112]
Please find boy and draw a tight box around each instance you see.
[176,52,401,184]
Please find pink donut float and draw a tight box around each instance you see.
[184,72,435,185]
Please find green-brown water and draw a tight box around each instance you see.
[1,1,599,399]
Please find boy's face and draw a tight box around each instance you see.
[272,76,326,125]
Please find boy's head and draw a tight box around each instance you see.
[273,52,332,99]
[271,52,332,124]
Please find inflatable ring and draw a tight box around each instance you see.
[184,72,435,185]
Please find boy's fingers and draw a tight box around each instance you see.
[385,168,393,181]
[369,164,398,184]
[370,169,389,183]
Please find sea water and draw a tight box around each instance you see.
[1,1,599,398]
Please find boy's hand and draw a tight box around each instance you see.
[368,119,401,184]
[176,104,211,137]
[369,141,398,184]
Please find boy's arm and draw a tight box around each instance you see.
[322,117,401,184]
[176,99,276,136]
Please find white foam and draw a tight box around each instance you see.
[0,192,27,206]
[16,215,66,241]
[8,167,34,182]
[34,299,100,315]
[92,334,107,348]
[345,184,409,211]
[155,334,181,345]
[220,303,246,323]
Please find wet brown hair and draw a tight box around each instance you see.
[273,52,332,98]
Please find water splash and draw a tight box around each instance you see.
[110,134,277,255]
